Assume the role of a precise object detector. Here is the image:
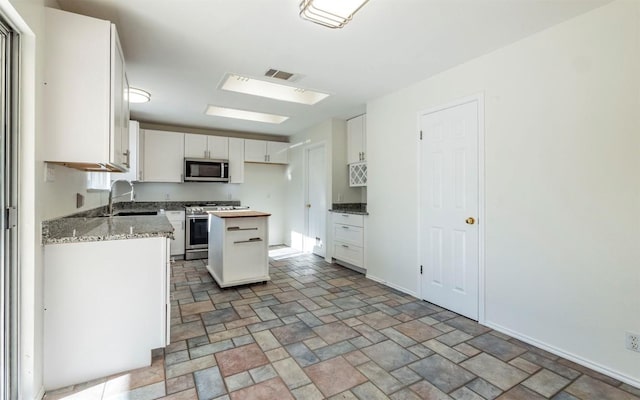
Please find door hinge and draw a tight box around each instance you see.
[419,130,423,140]
[5,207,17,229]
[420,265,423,274]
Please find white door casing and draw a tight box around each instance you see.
[419,97,483,321]
[305,144,326,256]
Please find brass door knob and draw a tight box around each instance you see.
[465,217,475,225]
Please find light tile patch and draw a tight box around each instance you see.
[461,353,528,391]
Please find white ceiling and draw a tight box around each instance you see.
[57,0,610,137]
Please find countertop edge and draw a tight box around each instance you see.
[329,209,369,215]
[44,231,174,245]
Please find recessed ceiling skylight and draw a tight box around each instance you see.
[220,74,329,105]
[205,105,289,124]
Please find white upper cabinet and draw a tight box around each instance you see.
[228,138,245,184]
[244,139,289,164]
[244,140,267,163]
[347,114,366,164]
[184,134,229,160]
[142,130,185,182]
[267,142,289,164]
[113,121,141,182]
[43,8,130,172]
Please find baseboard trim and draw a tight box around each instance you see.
[35,385,45,400]
[366,274,417,297]
[485,321,640,389]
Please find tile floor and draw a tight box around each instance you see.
[45,252,640,400]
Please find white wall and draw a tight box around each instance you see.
[367,0,639,386]
[132,163,288,245]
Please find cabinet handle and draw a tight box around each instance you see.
[227,226,258,231]
[342,226,349,229]
[123,150,130,168]
[342,214,349,217]
[342,244,349,248]
[234,237,262,244]
[362,152,365,160]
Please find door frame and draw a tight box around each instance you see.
[416,93,486,324]
[302,141,328,257]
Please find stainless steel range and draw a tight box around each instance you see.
[184,204,250,260]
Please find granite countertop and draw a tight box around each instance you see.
[208,210,271,218]
[329,202,368,215]
[43,215,174,244]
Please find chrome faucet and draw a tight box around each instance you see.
[108,179,134,216]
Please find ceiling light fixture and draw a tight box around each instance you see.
[220,74,329,105]
[205,105,289,124]
[127,87,151,103]
[299,0,369,29]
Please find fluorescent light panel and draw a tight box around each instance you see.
[205,105,288,124]
[221,74,329,105]
[300,0,369,29]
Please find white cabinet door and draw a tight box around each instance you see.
[185,134,229,160]
[184,134,208,159]
[228,138,245,183]
[165,211,185,256]
[44,237,167,389]
[43,8,129,172]
[267,142,289,164]
[347,114,366,163]
[143,130,185,182]
[208,136,229,159]
[244,139,267,163]
[114,120,140,182]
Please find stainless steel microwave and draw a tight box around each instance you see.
[184,158,229,182]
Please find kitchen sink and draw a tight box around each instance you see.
[106,210,158,217]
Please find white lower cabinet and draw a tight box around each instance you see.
[43,237,170,390]
[165,210,185,257]
[332,213,365,269]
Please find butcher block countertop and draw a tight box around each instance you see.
[208,210,271,218]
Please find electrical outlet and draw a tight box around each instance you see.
[44,163,55,182]
[625,332,640,352]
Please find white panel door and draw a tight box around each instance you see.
[306,145,326,256]
[420,100,479,320]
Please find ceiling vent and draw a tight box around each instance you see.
[265,68,296,81]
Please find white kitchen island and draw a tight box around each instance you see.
[207,210,271,288]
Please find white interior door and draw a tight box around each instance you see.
[420,100,480,320]
[305,145,326,256]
